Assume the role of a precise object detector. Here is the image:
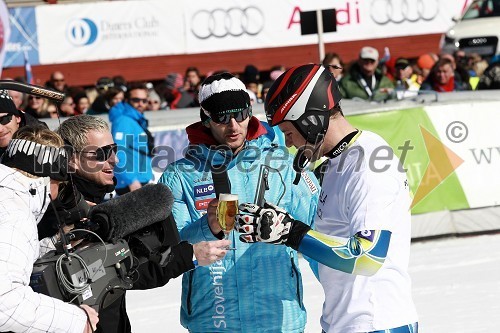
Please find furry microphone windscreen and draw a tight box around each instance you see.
[90,183,174,242]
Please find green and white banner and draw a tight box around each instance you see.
[347,102,500,215]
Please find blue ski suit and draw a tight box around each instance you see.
[158,118,320,333]
[109,101,153,191]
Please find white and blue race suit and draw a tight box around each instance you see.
[158,118,320,333]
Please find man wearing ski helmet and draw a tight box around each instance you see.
[236,64,418,333]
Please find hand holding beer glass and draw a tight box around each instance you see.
[216,193,238,249]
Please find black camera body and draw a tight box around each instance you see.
[31,240,134,309]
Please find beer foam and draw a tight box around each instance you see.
[219,193,238,201]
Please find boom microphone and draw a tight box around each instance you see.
[89,183,174,242]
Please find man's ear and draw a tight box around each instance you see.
[15,115,21,125]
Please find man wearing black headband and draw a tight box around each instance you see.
[159,73,320,333]
[0,125,99,333]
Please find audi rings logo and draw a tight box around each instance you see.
[66,18,99,46]
[370,0,439,25]
[470,38,488,45]
[191,7,265,39]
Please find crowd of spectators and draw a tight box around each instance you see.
[5,48,500,120]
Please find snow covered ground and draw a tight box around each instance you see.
[127,233,500,332]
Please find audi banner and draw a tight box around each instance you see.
[184,0,465,53]
[33,0,467,64]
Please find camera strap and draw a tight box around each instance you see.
[210,164,231,198]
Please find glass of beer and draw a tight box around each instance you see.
[217,193,238,248]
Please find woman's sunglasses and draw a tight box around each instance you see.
[207,106,252,124]
[79,143,118,162]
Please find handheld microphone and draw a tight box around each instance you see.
[89,183,174,242]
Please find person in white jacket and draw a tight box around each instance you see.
[0,125,98,333]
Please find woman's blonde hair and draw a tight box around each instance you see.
[13,125,64,148]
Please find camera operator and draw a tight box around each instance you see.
[0,125,98,333]
[37,115,229,333]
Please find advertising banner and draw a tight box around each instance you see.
[183,0,468,54]
[425,102,500,209]
[347,107,469,215]
[4,7,39,68]
[36,0,184,64]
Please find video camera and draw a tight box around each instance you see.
[30,183,179,310]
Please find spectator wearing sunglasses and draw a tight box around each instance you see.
[37,114,229,333]
[0,92,22,153]
[25,94,46,118]
[158,73,319,333]
[45,71,69,94]
[109,82,154,195]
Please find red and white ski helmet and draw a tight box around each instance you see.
[264,64,342,144]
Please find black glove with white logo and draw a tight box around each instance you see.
[235,202,310,250]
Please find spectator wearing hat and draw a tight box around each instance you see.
[0,91,23,153]
[96,76,115,93]
[416,53,439,84]
[339,46,395,101]
[0,90,47,155]
[393,58,420,99]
